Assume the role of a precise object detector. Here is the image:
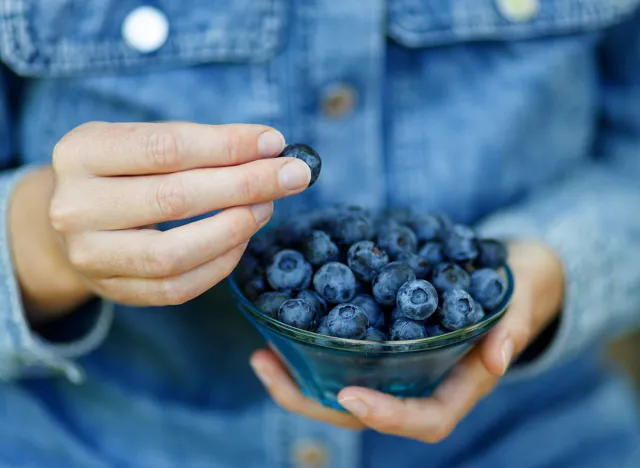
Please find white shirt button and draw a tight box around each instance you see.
[496,0,540,23]
[122,6,170,53]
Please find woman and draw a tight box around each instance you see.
[0,1,638,466]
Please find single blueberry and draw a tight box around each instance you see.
[313,262,357,304]
[275,217,313,247]
[372,262,416,306]
[316,316,330,335]
[391,307,408,322]
[396,279,439,321]
[409,213,443,243]
[331,213,374,246]
[301,230,339,266]
[470,302,486,324]
[389,319,427,341]
[278,143,322,186]
[470,268,507,310]
[266,250,313,291]
[418,242,445,266]
[326,303,369,339]
[363,327,387,342]
[278,299,318,331]
[296,289,328,316]
[235,253,261,284]
[376,225,418,260]
[351,294,385,329]
[425,323,448,337]
[477,239,508,269]
[396,251,430,279]
[440,289,477,331]
[255,291,292,319]
[431,262,471,293]
[443,224,479,263]
[243,274,268,301]
[347,240,390,282]
[247,232,275,260]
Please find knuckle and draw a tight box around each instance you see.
[236,171,257,203]
[145,129,183,171]
[66,242,93,272]
[153,176,189,219]
[48,196,76,232]
[222,127,243,165]
[141,244,179,277]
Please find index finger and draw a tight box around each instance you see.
[56,121,285,176]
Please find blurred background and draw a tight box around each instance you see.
[609,331,640,393]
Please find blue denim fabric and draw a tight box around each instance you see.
[0,0,639,466]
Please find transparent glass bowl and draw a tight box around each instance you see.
[228,266,514,410]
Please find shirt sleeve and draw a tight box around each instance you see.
[476,10,640,380]
[0,64,114,383]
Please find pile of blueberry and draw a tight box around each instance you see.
[235,205,509,342]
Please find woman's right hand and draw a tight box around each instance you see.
[13,121,310,322]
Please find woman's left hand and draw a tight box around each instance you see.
[249,241,565,440]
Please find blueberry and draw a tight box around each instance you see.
[326,304,369,339]
[374,218,400,235]
[425,323,448,337]
[351,294,385,329]
[243,274,268,301]
[372,262,416,306]
[255,292,292,318]
[278,143,321,186]
[477,239,508,269]
[278,299,318,331]
[347,240,390,282]
[409,213,443,243]
[316,316,330,335]
[313,262,357,304]
[396,279,439,321]
[376,225,418,260]
[470,268,507,310]
[436,213,454,235]
[396,251,430,279]
[301,230,339,266]
[382,207,413,225]
[364,327,387,342]
[275,218,313,247]
[296,289,328,316]
[431,262,471,293]
[443,224,479,263]
[418,242,444,266]
[440,289,477,331]
[235,253,261,284]
[247,232,275,260]
[266,250,313,291]
[391,307,408,322]
[389,319,427,341]
[470,302,486,324]
[331,213,374,246]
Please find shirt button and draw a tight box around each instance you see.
[122,6,170,53]
[291,440,328,468]
[496,0,540,22]
[322,83,357,118]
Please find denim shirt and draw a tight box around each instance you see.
[1,1,640,467]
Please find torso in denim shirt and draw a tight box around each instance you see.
[0,1,639,467]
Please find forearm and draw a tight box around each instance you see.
[9,166,93,325]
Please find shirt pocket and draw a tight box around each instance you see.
[387,0,639,47]
[0,0,287,77]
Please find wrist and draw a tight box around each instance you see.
[9,167,94,325]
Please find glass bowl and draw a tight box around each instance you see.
[228,266,514,410]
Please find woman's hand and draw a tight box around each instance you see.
[11,122,310,323]
[250,241,565,439]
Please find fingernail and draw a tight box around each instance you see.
[501,338,513,375]
[279,160,311,191]
[250,360,273,387]
[339,396,369,418]
[251,202,273,224]
[258,130,285,158]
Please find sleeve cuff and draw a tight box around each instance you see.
[476,188,640,381]
[0,166,113,383]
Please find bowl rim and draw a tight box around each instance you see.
[228,264,514,353]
